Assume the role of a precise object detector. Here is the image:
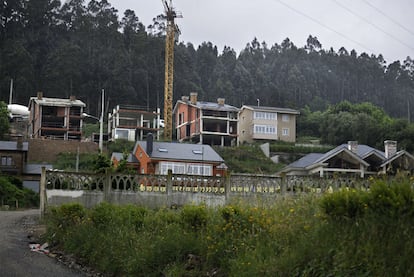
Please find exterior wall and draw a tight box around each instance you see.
[238,108,254,144]
[175,102,199,142]
[134,144,152,174]
[27,139,98,163]
[277,113,296,142]
[0,150,26,175]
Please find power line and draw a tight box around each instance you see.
[273,0,375,53]
[332,0,414,52]
[361,0,414,38]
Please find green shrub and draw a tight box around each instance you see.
[0,175,39,208]
[180,204,208,231]
[366,180,414,218]
[320,188,367,219]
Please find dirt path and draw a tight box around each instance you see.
[0,209,85,277]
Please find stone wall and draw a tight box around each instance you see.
[28,139,99,163]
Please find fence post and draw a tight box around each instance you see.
[281,174,287,196]
[40,166,46,218]
[224,173,231,204]
[104,169,111,203]
[166,169,173,207]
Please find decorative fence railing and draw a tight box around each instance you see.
[40,168,373,214]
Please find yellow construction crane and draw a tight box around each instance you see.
[162,0,182,141]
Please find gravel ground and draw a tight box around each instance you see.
[0,209,100,277]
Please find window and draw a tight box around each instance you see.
[160,162,185,175]
[159,161,212,176]
[282,128,289,136]
[1,156,12,166]
[178,112,185,124]
[254,111,276,120]
[282,114,290,122]
[187,164,212,176]
[115,129,129,140]
[254,125,276,135]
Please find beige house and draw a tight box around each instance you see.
[238,105,300,144]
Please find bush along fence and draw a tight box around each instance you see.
[40,167,372,214]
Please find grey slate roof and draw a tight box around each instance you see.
[134,141,224,163]
[0,141,29,151]
[111,152,139,163]
[285,143,385,171]
[196,101,239,112]
[29,97,86,108]
[380,150,414,167]
[288,153,325,168]
[175,100,239,112]
[242,105,300,114]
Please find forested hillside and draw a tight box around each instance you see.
[1,0,414,119]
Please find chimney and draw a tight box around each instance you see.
[37,92,43,100]
[146,133,154,156]
[190,92,198,105]
[181,96,189,102]
[384,140,397,158]
[70,95,76,101]
[347,141,358,154]
[217,98,225,105]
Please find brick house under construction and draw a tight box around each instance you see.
[173,92,239,147]
[28,92,85,141]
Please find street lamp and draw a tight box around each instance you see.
[82,112,103,153]
[82,89,104,153]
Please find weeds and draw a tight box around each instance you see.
[44,178,414,276]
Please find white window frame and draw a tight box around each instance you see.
[254,111,276,120]
[160,162,186,175]
[254,125,276,135]
[282,128,289,136]
[187,164,212,176]
[159,161,212,176]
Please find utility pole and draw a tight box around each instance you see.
[9,78,13,104]
[99,89,104,153]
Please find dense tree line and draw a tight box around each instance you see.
[298,101,414,152]
[1,0,414,120]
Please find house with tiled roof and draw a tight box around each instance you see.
[123,133,227,176]
[279,140,414,177]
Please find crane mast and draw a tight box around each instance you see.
[162,0,182,141]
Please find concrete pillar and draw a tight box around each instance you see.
[166,169,173,207]
[224,173,231,204]
[39,167,46,218]
[104,169,111,203]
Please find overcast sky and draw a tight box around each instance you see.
[109,0,414,64]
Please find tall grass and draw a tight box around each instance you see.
[44,178,414,276]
